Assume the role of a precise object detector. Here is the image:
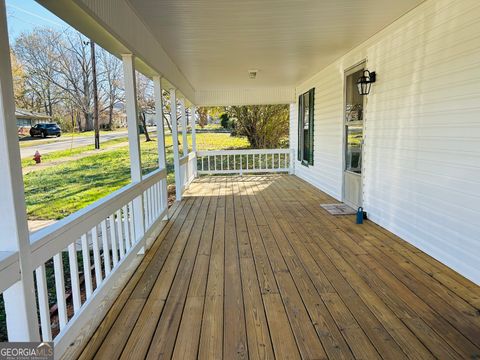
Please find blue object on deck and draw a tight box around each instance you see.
[356,207,364,224]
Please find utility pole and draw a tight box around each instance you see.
[90,40,100,149]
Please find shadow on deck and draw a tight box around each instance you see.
[77,175,480,359]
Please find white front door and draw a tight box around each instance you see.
[343,63,365,209]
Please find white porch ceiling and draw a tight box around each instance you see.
[127,0,424,91]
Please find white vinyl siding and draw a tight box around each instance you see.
[291,0,480,284]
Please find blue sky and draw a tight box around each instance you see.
[6,0,69,41]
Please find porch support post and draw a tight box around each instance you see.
[153,76,168,218]
[189,105,197,178]
[170,88,182,200]
[122,54,145,240]
[180,98,188,156]
[0,0,40,341]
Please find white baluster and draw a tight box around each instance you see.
[101,220,111,276]
[109,214,118,266]
[128,201,135,244]
[91,226,103,286]
[53,253,67,330]
[35,265,52,341]
[67,243,81,312]
[116,209,125,257]
[122,205,131,252]
[148,188,154,226]
[81,234,93,298]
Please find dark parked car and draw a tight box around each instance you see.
[29,123,62,138]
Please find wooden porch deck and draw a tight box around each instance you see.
[79,175,480,360]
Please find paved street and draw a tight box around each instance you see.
[19,128,156,158]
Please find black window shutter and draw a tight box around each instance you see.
[297,95,303,161]
[308,88,315,165]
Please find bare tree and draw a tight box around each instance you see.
[98,49,124,130]
[46,31,94,131]
[13,26,182,139]
[90,41,100,148]
[161,89,175,133]
[13,28,63,116]
[136,72,154,141]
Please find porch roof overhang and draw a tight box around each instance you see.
[38,0,424,105]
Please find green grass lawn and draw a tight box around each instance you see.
[24,133,249,220]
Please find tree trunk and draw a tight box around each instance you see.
[76,111,83,132]
[141,112,152,142]
[163,114,172,132]
[91,41,100,149]
[108,104,114,130]
[83,111,92,131]
[70,109,75,132]
[47,87,53,117]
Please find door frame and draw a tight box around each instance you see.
[342,60,367,209]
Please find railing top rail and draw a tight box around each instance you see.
[197,149,290,156]
[29,168,167,268]
[179,151,196,165]
[0,251,20,294]
[0,251,18,272]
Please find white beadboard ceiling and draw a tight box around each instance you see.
[127,0,423,90]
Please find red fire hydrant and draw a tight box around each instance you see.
[33,150,42,164]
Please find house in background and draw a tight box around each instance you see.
[15,109,51,135]
[1,0,479,358]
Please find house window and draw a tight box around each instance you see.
[16,118,32,127]
[298,88,315,166]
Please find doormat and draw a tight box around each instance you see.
[320,203,357,215]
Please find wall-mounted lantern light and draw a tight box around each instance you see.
[356,70,376,95]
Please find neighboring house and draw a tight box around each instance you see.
[15,109,51,127]
[15,109,52,136]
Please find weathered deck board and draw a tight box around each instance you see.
[79,175,480,360]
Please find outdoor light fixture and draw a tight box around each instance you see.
[248,70,258,79]
[357,70,376,95]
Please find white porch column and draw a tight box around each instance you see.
[122,54,145,239]
[189,105,197,178]
[153,76,168,218]
[170,88,182,200]
[180,98,188,157]
[189,106,197,153]
[0,1,40,341]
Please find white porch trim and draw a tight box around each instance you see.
[153,76,169,220]
[122,53,145,241]
[170,88,182,201]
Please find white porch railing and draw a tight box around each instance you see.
[179,151,197,193]
[0,168,168,354]
[197,149,294,175]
